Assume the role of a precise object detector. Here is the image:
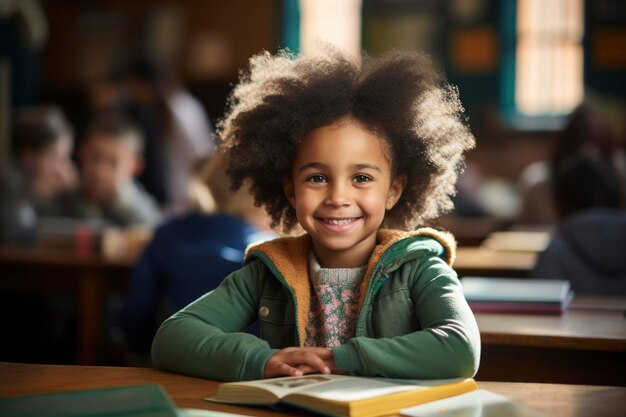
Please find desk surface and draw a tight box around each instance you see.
[473,296,626,385]
[0,246,132,365]
[2,247,625,384]
[1,363,625,417]
[475,296,626,351]
[0,246,134,269]
[1,245,536,277]
[454,247,537,277]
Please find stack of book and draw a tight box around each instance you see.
[461,276,574,313]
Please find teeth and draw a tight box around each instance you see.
[325,218,354,225]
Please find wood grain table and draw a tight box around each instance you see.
[1,363,625,417]
[0,246,133,364]
[474,296,626,385]
[454,246,537,278]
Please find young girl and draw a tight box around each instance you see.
[151,47,480,382]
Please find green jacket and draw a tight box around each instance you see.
[151,228,481,381]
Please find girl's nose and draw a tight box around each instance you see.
[325,182,351,207]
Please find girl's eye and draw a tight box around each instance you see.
[306,174,326,183]
[353,174,372,183]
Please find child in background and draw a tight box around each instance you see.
[0,106,78,243]
[120,151,274,360]
[8,106,77,211]
[0,106,79,361]
[57,112,160,227]
[152,48,480,381]
[532,153,626,294]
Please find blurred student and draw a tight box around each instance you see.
[532,153,626,294]
[119,152,273,360]
[165,72,215,209]
[517,105,621,224]
[127,58,215,209]
[55,112,160,227]
[0,106,79,363]
[125,60,170,205]
[0,106,78,244]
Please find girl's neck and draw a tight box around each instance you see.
[311,235,376,268]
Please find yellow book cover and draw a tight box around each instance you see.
[206,374,477,417]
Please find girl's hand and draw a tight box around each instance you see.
[264,347,337,378]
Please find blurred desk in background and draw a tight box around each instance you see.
[4,244,621,385]
[455,246,537,277]
[480,230,550,253]
[475,296,626,386]
[431,216,513,246]
[0,246,134,364]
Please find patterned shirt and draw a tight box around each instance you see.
[304,252,366,348]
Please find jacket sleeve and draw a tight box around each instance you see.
[333,257,481,379]
[151,260,278,381]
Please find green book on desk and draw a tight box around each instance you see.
[0,384,182,417]
[461,276,574,313]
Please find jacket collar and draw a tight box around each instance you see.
[246,228,456,346]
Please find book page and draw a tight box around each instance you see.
[285,376,421,402]
[231,374,344,398]
[183,409,254,417]
[400,389,549,417]
[209,375,473,405]
[375,377,469,387]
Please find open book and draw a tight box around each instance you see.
[206,374,477,417]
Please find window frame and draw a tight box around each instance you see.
[500,0,584,130]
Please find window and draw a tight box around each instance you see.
[514,0,584,116]
[299,0,362,57]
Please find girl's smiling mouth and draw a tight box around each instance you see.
[316,217,362,232]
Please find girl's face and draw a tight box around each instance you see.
[285,119,405,268]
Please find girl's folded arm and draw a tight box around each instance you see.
[151,260,278,381]
[333,260,480,379]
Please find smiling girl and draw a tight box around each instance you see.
[151,47,480,381]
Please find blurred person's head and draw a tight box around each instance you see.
[195,152,271,230]
[127,57,170,104]
[78,112,144,203]
[11,106,78,199]
[89,78,125,113]
[551,105,617,170]
[554,153,622,219]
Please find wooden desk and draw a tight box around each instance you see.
[429,217,512,247]
[1,245,539,366]
[2,244,622,387]
[454,247,537,277]
[1,363,625,417]
[475,296,626,385]
[0,247,133,364]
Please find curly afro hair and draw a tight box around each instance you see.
[218,47,475,232]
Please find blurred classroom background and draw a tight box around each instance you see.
[0,0,625,378]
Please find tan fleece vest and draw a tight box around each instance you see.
[247,228,456,346]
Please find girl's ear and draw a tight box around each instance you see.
[386,175,407,210]
[283,178,296,207]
